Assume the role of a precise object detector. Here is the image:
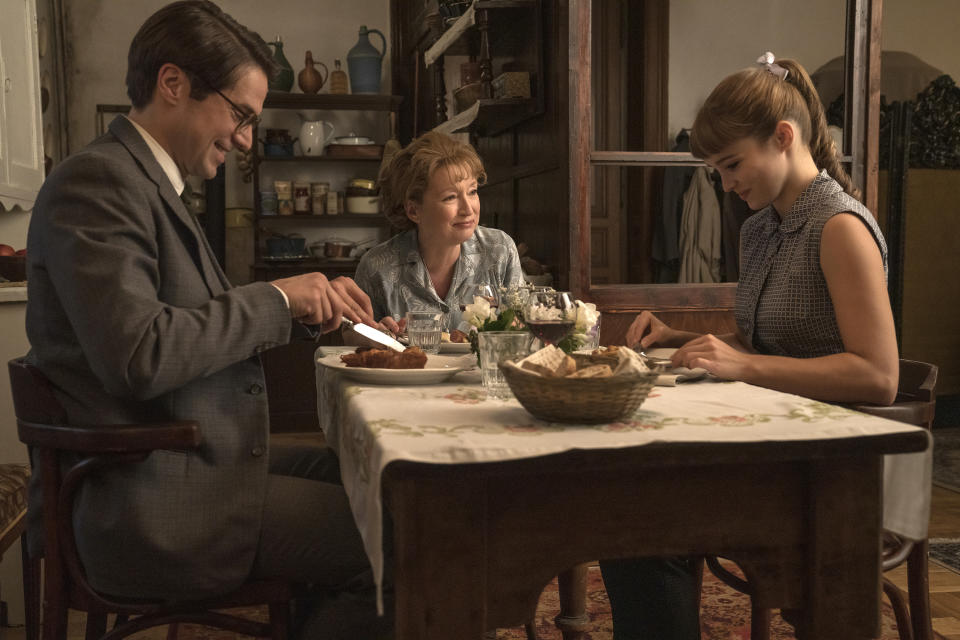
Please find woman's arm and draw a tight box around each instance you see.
[676,213,898,404]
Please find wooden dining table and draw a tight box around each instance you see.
[315,348,931,639]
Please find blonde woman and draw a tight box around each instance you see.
[355,131,523,333]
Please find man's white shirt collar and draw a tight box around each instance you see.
[126,116,186,196]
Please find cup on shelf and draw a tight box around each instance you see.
[311,182,329,215]
[260,190,278,215]
[273,180,292,198]
[293,182,311,214]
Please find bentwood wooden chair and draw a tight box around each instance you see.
[9,357,294,640]
[0,462,31,636]
[706,358,938,640]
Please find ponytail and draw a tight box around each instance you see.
[777,60,861,202]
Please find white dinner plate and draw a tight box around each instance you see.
[439,341,472,354]
[317,353,470,385]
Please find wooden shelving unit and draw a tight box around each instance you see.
[423,0,544,137]
[250,93,402,278]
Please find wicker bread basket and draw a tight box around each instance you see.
[499,359,658,424]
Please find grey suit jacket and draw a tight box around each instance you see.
[25,116,293,599]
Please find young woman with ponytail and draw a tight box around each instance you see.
[627,52,898,406]
[602,54,899,640]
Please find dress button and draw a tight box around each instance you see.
[251,446,265,457]
[248,383,263,395]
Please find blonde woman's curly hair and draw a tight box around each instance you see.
[378,131,487,231]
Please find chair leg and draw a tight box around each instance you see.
[750,605,771,640]
[268,601,289,640]
[21,535,41,640]
[883,578,914,640]
[85,612,108,640]
[165,623,179,640]
[907,539,933,640]
[524,620,538,640]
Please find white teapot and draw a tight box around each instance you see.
[298,116,335,156]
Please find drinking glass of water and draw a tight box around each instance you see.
[405,311,443,354]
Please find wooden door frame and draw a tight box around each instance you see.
[568,0,883,314]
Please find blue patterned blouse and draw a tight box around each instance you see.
[354,226,524,331]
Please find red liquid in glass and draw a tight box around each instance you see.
[527,321,574,344]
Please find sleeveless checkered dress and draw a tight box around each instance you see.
[735,171,887,358]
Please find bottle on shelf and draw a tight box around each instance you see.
[298,51,328,94]
[330,59,348,95]
[267,36,294,92]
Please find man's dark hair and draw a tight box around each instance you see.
[126,0,279,108]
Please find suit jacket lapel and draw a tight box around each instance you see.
[108,116,228,296]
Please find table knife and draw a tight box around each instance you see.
[341,319,407,352]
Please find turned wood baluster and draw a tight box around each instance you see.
[477,8,493,99]
[434,52,447,124]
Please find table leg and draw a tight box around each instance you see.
[800,458,883,640]
[555,564,590,639]
[390,471,488,639]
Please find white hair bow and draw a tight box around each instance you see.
[757,51,789,81]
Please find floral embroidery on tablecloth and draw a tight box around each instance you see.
[443,389,487,404]
[597,420,664,432]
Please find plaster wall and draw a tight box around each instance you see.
[62,0,392,209]
[668,0,960,145]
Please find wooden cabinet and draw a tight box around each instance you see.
[424,0,544,136]
[391,0,545,139]
[0,0,45,211]
[250,92,402,280]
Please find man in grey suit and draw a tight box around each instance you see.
[25,2,391,637]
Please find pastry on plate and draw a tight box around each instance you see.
[340,346,428,369]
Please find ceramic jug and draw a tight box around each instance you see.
[266,36,294,92]
[346,26,386,94]
[298,51,329,94]
[298,118,335,156]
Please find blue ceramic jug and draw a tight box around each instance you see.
[346,26,386,94]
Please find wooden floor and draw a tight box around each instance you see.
[887,485,960,639]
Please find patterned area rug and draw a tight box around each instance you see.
[63,562,914,639]
[933,427,960,492]
[930,538,960,575]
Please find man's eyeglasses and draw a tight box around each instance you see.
[189,71,260,134]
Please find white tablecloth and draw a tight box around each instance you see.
[315,348,931,611]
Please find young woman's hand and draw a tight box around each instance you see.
[625,311,673,349]
[673,334,751,380]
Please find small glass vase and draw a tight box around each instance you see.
[478,331,532,400]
